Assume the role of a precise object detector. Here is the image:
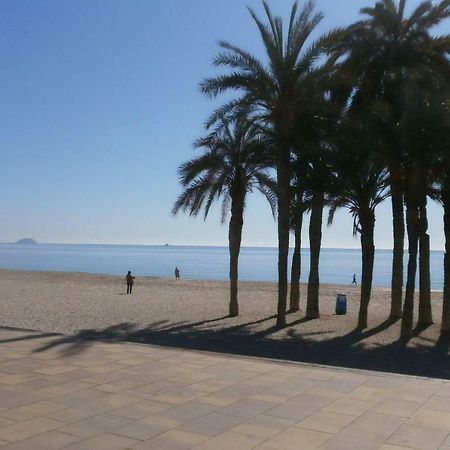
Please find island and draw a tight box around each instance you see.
[15,238,38,245]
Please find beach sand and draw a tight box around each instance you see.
[0,269,448,379]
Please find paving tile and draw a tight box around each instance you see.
[0,417,15,427]
[159,401,216,424]
[319,429,386,450]
[435,384,450,397]
[0,400,65,420]
[44,404,106,422]
[84,363,129,374]
[219,399,273,419]
[198,392,241,407]
[192,430,264,450]
[113,419,170,440]
[0,417,64,443]
[97,378,148,393]
[181,412,244,436]
[373,398,422,418]
[347,386,391,401]
[373,445,412,450]
[249,392,290,404]
[58,413,133,437]
[89,392,143,410]
[1,430,84,450]
[153,388,206,405]
[131,429,209,449]
[50,388,112,407]
[408,408,450,431]
[323,397,376,416]
[167,372,214,386]
[35,381,92,397]
[0,392,48,410]
[231,414,295,439]
[346,411,404,437]
[63,432,138,450]
[265,378,321,397]
[390,382,438,403]
[422,395,450,413]
[264,426,331,450]
[364,377,406,390]
[266,392,336,420]
[0,375,35,386]
[108,399,172,419]
[318,377,366,393]
[387,424,448,450]
[226,380,273,396]
[34,365,79,375]
[296,410,357,433]
[141,414,181,430]
[189,379,234,393]
[302,369,335,381]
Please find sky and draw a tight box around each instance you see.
[0,0,447,250]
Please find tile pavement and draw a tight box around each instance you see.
[0,328,449,449]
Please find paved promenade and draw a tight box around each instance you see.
[0,328,450,450]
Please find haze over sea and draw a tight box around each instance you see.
[0,243,444,290]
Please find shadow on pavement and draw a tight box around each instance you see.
[4,313,446,380]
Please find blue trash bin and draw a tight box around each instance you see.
[336,293,347,315]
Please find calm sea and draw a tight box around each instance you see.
[0,243,445,290]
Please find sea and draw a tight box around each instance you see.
[0,243,445,290]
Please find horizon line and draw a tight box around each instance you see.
[2,241,446,252]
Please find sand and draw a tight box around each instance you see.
[0,269,448,379]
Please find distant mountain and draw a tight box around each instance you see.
[15,238,38,245]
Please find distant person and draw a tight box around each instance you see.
[175,267,180,280]
[126,271,135,294]
[352,274,357,285]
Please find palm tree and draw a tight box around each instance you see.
[400,72,448,336]
[200,1,339,327]
[442,170,450,334]
[305,160,328,319]
[328,118,389,329]
[440,95,450,334]
[289,157,307,312]
[330,0,450,322]
[173,117,276,317]
[424,83,450,334]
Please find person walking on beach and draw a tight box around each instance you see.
[352,274,357,285]
[126,271,135,294]
[175,267,180,280]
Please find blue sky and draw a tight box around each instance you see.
[0,0,446,249]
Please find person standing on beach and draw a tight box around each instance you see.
[126,271,135,294]
[175,267,180,280]
[352,274,357,285]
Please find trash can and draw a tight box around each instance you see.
[336,293,347,315]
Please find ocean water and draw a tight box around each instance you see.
[0,243,445,290]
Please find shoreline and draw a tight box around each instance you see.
[0,268,442,292]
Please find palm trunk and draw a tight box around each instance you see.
[401,172,420,339]
[358,211,375,330]
[306,192,324,319]
[389,165,404,319]
[418,194,432,326]
[442,184,450,335]
[276,144,291,327]
[228,194,245,317]
[289,211,303,312]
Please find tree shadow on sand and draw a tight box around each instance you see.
[25,313,450,379]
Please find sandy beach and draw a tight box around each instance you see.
[0,269,448,379]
